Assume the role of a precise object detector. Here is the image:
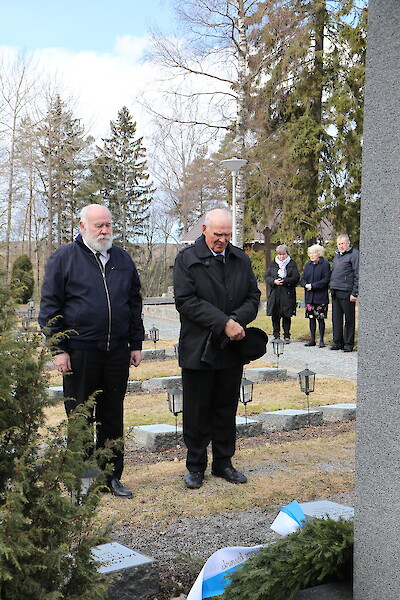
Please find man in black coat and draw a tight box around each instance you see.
[173,208,261,489]
[330,234,359,352]
[39,204,144,498]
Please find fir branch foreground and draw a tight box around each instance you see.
[222,518,354,600]
[0,278,111,600]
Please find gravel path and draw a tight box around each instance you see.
[264,340,357,382]
[143,313,358,382]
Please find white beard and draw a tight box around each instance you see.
[83,231,113,252]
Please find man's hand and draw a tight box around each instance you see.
[53,352,71,374]
[305,283,312,291]
[224,319,245,341]
[274,278,283,285]
[350,295,357,302]
[130,350,142,367]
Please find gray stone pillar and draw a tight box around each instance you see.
[355,1,400,598]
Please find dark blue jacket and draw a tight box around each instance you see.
[301,258,331,305]
[174,235,260,370]
[38,234,144,352]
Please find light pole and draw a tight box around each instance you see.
[221,157,247,246]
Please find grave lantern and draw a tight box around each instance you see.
[149,325,159,348]
[28,298,35,320]
[298,366,316,426]
[166,387,183,447]
[173,343,179,359]
[271,338,285,375]
[239,377,254,436]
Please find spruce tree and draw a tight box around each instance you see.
[89,106,153,249]
[0,276,111,599]
[10,253,34,304]
[246,0,366,260]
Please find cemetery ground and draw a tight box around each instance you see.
[43,327,356,600]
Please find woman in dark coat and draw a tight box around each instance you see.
[300,244,331,347]
[265,244,300,343]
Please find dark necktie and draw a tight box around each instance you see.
[95,252,105,273]
[214,253,225,263]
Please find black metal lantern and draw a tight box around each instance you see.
[239,377,254,436]
[272,338,285,374]
[149,325,159,347]
[28,298,35,320]
[22,317,29,331]
[298,367,316,394]
[166,387,183,447]
[167,388,183,416]
[240,377,254,406]
[173,343,179,359]
[298,366,316,425]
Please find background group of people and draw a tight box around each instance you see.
[265,235,359,352]
[38,204,359,495]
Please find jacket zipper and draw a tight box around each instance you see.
[96,256,112,350]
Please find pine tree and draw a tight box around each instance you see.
[0,276,111,599]
[90,106,153,249]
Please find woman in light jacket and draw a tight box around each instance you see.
[300,244,331,347]
[265,244,300,343]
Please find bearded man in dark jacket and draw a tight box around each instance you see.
[173,208,261,489]
[39,204,144,498]
[330,234,359,352]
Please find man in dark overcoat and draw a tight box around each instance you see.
[173,208,261,489]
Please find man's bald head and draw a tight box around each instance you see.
[203,208,232,253]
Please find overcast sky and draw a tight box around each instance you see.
[0,0,175,140]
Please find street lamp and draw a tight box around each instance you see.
[239,377,254,436]
[166,388,183,446]
[221,157,248,246]
[271,338,285,375]
[149,325,159,348]
[298,366,316,426]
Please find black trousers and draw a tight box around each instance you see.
[63,347,131,480]
[331,291,356,350]
[181,366,243,473]
[271,314,292,339]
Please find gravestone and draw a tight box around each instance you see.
[92,542,158,599]
[354,1,400,598]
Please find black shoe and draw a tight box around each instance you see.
[108,478,133,498]
[343,347,353,352]
[304,341,316,347]
[212,466,247,484]
[283,338,290,344]
[330,345,343,350]
[184,471,204,489]
[318,341,325,348]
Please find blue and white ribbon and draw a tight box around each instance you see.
[186,545,263,600]
[270,500,306,536]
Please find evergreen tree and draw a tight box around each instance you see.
[0,276,111,599]
[37,94,94,255]
[247,0,366,260]
[89,106,153,248]
[10,253,34,303]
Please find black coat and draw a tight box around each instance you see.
[38,234,144,352]
[265,258,300,317]
[173,235,261,370]
[300,258,331,305]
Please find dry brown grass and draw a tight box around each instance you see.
[97,430,355,529]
